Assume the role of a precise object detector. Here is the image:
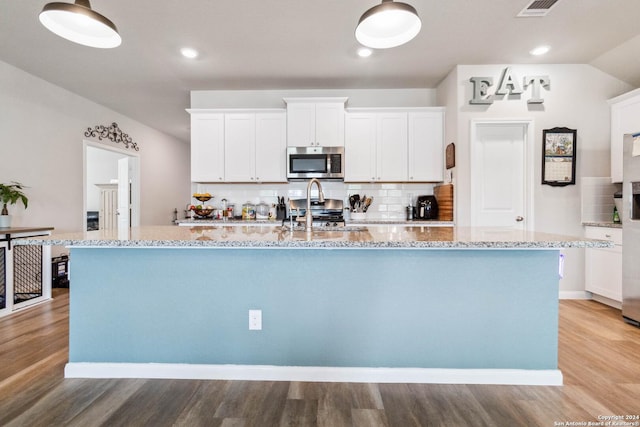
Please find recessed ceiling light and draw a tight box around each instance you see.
[180,47,199,59]
[529,45,550,56]
[357,47,373,58]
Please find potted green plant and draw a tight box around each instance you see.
[0,182,28,228]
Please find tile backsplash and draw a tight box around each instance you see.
[190,182,436,219]
[581,177,621,223]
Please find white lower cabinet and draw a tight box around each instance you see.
[585,226,622,304]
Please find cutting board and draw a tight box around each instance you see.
[434,184,453,221]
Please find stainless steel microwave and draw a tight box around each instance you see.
[287,146,344,180]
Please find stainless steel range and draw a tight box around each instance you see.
[287,198,345,227]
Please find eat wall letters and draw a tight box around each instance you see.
[469,67,550,105]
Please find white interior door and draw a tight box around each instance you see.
[117,157,131,229]
[471,122,531,229]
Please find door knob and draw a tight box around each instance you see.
[516,216,524,222]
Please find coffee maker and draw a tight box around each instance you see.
[415,195,439,220]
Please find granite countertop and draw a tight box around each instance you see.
[0,226,54,236]
[582,221,622,229]
[14,225,613,249]
[176,218,455,227]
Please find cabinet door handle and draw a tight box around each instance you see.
[605,234,612,238]
[516,216,524,222]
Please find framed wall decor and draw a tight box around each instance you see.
[542,127,576,186]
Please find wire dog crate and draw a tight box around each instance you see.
[13,245,43,304]
[0,246,6,310]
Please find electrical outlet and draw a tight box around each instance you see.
[249,309,262,330]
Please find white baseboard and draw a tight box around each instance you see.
[65,363,563,386]
[559,290,591,300]
[590,294,622,309]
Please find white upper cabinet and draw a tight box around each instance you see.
[286,102,315,146]
[190,112,225,182]
[345,108,444,183]
[284,98,347,147]
[190,110,286,183]
[224,112,287,183]
[344,113,377,181]
[408,110,445,182]
[377,113,408,182]
[224,113,256,182]
[255,112,287,182]
[345,111,407,182]
[609,89,640,183]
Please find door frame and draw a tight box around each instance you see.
[83,140,140,231]
[469,118,535,230]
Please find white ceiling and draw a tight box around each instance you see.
[2,0,640,143]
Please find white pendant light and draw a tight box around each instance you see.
[355,0,422,49]
[39,0,121,48]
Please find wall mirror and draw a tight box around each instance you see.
[542,127,576,186]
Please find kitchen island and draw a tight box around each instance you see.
[17,225,610,386]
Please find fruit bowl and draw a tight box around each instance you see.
[193,207,214,218]
[193,193,213,203]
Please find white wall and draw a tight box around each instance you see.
[437,64,633,294]
[0,59,190,232]
[435,67,459,222]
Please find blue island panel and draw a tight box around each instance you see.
[69,248,559,370]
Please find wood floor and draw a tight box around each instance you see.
[1,289,639,426]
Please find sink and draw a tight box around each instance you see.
[278,225,370,242]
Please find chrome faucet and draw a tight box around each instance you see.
[305,178,324,231]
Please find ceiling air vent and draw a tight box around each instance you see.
[517,0,560,17]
